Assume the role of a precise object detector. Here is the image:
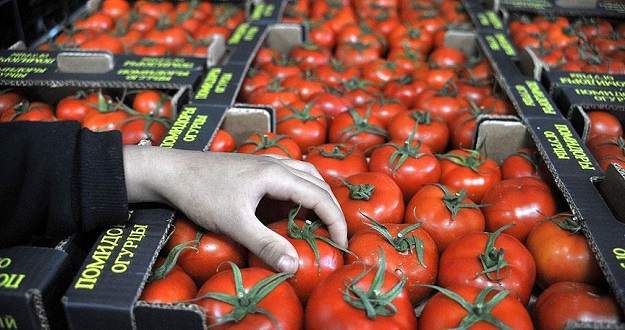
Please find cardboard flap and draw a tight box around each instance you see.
[265,23,304,54]
[475,116,531,163]
[598,163,625,224]
[57,51,115,74]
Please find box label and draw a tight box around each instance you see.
[227,22,267,65]
[508,79,560,117]
[193,64,244,106]
[159,105,226,150]
[119,56,201,71]
[544,71,625,90]
[0,51,56,66]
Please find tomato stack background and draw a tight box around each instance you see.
[2,0,625,329]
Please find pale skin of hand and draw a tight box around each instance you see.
[122,145,348,274]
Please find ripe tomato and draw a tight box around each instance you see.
[83,110,131,132]
[132,90,172,118]
[305,143,368,187]
[383,74,428,108]
[78,33,124,54]
[1,101,55,122]
[239,68,272,101]
[438,148,502,203]
[359,97,408,129]
[419,285,533,329]
[414,84,469,124]
[100,0,131,20]
[481,176,559,243]
[260,57,303,79]
[525,213,603,288]
[288,42,332,70]
[276,101,328,154]
[429,46,467,69]
[387,110,449,153]
[195,263,303,329]
[209,129,237,152]
[587,135,625,171]
[332,172,404,237]
[533,281,624,330]
[345,220,439,306]
[369,138,441,201]
[586,110,623,141]
[245,78,300,111]
[165,215,247,286]
[281,72,326,102]
[328,108,388,156]
[237,132,303,160]
[405,184,486,254]
[305,256,417,329]
[309,91,353,121]
[335,40,382,69]
[438,224,536,306]
[248,208,347,304]
[315,58,360,89]
[139,257,197,304]
[73,11,114,32]
[119,115,170,145]
[361,59,407,88]
[0,89,23,113]
[500,147,551,181]
[338,77,381,108]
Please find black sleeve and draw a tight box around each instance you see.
[0,121,128,247]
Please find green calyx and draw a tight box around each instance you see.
[337,107,389,142]
[545,212,583,235]
[437,184,485,221]
[342,248,407,320]
[338,177,375,201]
[241,133,294,157]
[278,100,326,124]
[422,285,513,330]
[477,223,515,282]
[192,262,293,328]
[362,213,427,268]
[285,205,355,273]
[438,148,487,173]
[311,143,357,160]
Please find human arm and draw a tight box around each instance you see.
[122,145,348,273]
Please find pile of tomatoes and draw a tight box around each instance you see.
[37,0,245,57]
[136,0,623,328]
[0,88,173,145]
[508,14,625,73]
[585,110,625,171]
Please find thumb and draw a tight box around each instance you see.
[231,219,300,274]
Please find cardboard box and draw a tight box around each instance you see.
[476,117,625,323]
[491,0,625,18]
[0,246,73,330]
[460,0,508,31]
[62,104,273,330]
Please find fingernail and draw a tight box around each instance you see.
[277,255,298,274]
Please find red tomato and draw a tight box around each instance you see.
[246,79,300,111]
[419,285,533,329]
[305,257,417,329]
[288,42,332,70]
[248,210,346,304]
[438,148,502,203]
[309,91,353,121]
[78,33,124,54]
[429,46,467,69]
[328,108,388,156]
[586,110,623,141]
[237,132,303,160]
[358,97,408,129]
[332,172,404,237]
[361,59,407,88]
[533,281,624,330]
[209,129,237,152]
[345,220,439,305]
[83,110,131,132]
[260,57,303,79]
[383,74,428,108]
[164,215,247,286]
[139,258,197,303]
[100,0,131,20]
[0,89,23,113]
[405,184,486,253]
[315,58,360,89]
[73,12,114,32]
[500,147,551,181]
[1,101,55,122]
[281,72,326,102]
[369,138,441,201]
[414,84,469,124]
[481,176,559,243]
[195,263,303,329]
[525,213,603,288]
[387,110,449,153]
[275,95,328,143]
[438,224,536,306]
[132,90,172,118]
[305,143,368,187]
[239,68,272,101]
[119,116,170,145]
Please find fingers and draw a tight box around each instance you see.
[227,215,300,274]
[264,166,348,248]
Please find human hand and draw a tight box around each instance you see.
[123,145,347,274]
